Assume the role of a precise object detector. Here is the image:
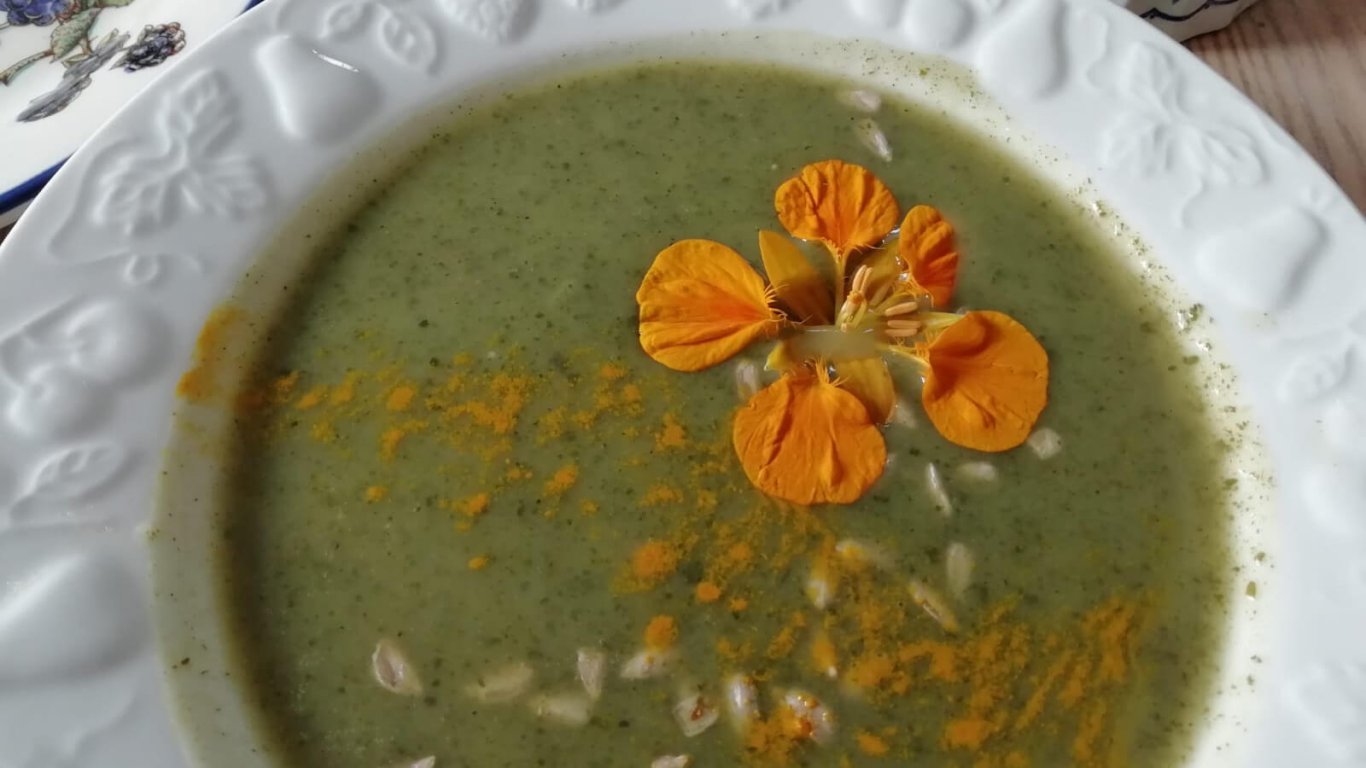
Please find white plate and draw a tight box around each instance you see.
[0,0,259,227]
[0,0,1263,230]
[0,1,1363,767]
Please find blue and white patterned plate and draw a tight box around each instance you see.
[1117,0,1263,40]
[0,0,262,227]
[0,0,1362,767]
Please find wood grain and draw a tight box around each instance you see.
[1187,0,1366,212]
[1,2,1362,244]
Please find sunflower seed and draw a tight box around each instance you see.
[855,118,893,162]
[838,89,882,113]
[725,673,759,732]
[651,756,691,768]
[528,690,593,726]
[734,359,761,400]
[945,542,975,600]
[782,689,836,744]
[926,462,953,516]
[805,552,838,610]
[908,579,961,633]
[464,660,534,703]
[371,639,423,696]
[834,538,895,571]
[956,461,998,483]
[673,689,720,737]
[577,647,607,700]
[1026,427,1063,459]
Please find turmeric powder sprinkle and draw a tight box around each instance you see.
[458,493,490,518]
[855,731,890,757]
[644,615,679,649]
[543,464,579,497]
[629,540,680,588]
[199,65,1241,768]
[385,384,417,412]
[176,306,244,402]
[695,581,722,603]
[226,262,1211,768]
[655,412,688,450]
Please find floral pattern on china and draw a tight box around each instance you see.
[0,0,186,121]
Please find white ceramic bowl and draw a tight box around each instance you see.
[0,1,1363,767]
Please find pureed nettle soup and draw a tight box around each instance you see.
[193,62,1236,767]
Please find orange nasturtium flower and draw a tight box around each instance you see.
[635,160,1049,506]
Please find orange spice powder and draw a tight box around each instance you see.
[176,306,244,402]
[295,384,328,410]
[644,615,679,649]
[856,731,890,757]
[328,372,361,406]
[237,345,1140,767]
[598,362,629,381]
[629,539,680,588]
[543,464,579,496]
[655,412,687,450]
[641,483,685,506]
[385,384,417,412]
[695,581,722,603]
[379,420,427,461]
[458,493,490,518]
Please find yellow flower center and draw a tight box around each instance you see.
[835,264,923,340]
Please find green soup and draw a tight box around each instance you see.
[214,61,1232,767]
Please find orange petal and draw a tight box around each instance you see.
[921,311,1049,452]
[759,230,833,324]
[637,239,782,372]
[898,205,959,308]
[733,369,887,505]
[835,356,896,424]
[775,160,900,260]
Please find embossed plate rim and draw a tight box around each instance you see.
[0,0,266,228]
[0,0,1363,766]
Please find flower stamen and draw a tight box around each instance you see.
[850,264,872,296]
[835,265,876,332]
[884,318,924,339]
[882,300,919,318]
[868,282,894,308]
[836,295,865,332]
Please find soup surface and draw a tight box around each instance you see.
[211,62,1233,767]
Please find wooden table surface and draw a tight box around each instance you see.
[1187,0,1366,212]
[1,0,1361,243]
